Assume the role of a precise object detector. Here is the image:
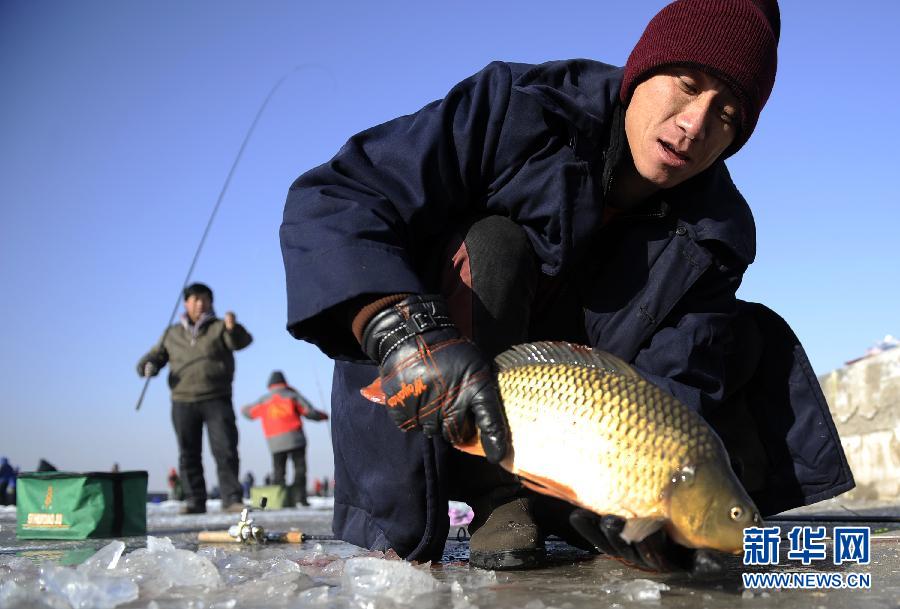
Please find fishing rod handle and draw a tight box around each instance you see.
[197,531,241,543]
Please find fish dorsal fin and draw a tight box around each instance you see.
[494,341,642,379]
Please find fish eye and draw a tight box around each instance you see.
[730,506,744,521]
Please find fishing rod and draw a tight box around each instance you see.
[136,64,329,411]
[197,529,336,544]
[196,498,335,544]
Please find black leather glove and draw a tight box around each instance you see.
[361,294,508,463]
[568,509,726,576]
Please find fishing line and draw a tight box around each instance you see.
[312,370,331,437]
[136,64,335,411]
[769,515,900,524]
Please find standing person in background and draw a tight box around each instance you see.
[167,467,184,501]
[137,282,253,514]
[242,371,329,506]
[0,458,15,506]
[7,467,17,506]
[242,471,256,498]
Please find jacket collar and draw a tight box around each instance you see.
[180,310,216,337]
[667,163,756,266]
[514,59,755,266]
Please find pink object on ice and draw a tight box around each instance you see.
[449,506,474,526]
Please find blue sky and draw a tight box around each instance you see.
[2,1,898,492]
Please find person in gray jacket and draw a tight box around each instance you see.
[138,282,253,514]
[242,371,329,506]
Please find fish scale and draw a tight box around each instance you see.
[487,342,755,552]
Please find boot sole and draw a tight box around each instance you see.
[469,547,547,570]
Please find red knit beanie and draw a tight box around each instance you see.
[620,0,780,157]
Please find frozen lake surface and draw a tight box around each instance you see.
[1,497,899,608]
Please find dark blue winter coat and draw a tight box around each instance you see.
[281,59,854,561]
[0,458,14,483]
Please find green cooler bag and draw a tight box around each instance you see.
[16,471,148,539]
[250,484,294,509]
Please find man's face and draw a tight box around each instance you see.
[184,293,212,323]
[624,67,740,190]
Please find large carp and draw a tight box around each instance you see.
[363,341,761,554]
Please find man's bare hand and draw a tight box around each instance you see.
[224,311,236,331]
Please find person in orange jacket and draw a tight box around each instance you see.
[241,371,328,505]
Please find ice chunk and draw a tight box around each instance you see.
[77,540,125,574]
[0,556,41,584]
[39,563,139,609]
[123,535,220,593]
[146,535,175,553]
[218,553,262,585]
[228,577,304,603]
[617,579,669,602]
[450,567,497,590]
[451,580,480,609]
[299,585,331,605]
[342,556,440,602]
[295,544,344,577]
[1,579,73,609]
[262,558,302,579]
[0,582,23,607]
[741,588,771,600]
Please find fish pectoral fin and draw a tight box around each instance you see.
[620,517,666,544]
[517,472,579,505]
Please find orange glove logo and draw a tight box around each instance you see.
[387,377,428,408]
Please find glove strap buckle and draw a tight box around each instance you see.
[406,311,439,334]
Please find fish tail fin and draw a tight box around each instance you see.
[360,377,387,404]
[360,377,489,459]
[455,437,487,458]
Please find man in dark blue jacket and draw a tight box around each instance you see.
[280,0,853,571]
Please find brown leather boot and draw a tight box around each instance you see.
[468,496,546,570]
